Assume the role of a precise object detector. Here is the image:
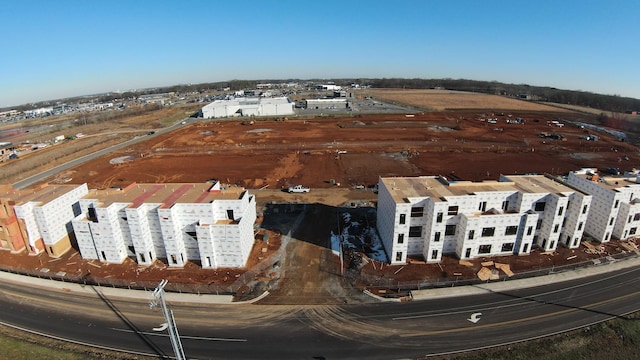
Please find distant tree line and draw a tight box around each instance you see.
[7,78,639,114]
[365,78,640,113]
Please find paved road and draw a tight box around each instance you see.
[1,258,639,359]
[12,118,192,190]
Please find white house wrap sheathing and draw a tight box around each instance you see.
[377,174,591,265]
[12,184,88,256]
[72,182,256,268]
[567,171,640,242]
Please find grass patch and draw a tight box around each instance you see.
[0,326,154,360]
[441,311,640,360]
[158,111,189,127]
[0,336,84,360]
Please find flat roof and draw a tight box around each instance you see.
[380,174,575,203]
[83,183,246,208]
[3,184,84,205]
[572,173,640,191]
[205,96,291,108]
[504,174,575,195]
[380,176,513,203]
[306,98,347,102]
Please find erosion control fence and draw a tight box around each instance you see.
[354,251,639,296]
[0,263,237,296]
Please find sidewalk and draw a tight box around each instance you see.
[410,254,640,301]
[0,270,242,305]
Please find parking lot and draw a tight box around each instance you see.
[293,91,419,117]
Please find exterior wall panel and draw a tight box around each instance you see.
[379,174,593,264]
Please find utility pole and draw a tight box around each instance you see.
[339,238,344,277]
[337,211,344,277]
[150,279,185,360]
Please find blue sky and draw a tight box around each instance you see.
[1,0,639,107]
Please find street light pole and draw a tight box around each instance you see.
[150,279,185,360]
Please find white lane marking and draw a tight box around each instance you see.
[467,312,482,324]
[110,327,247,342]
[393,271,640,320]
[152,323,168,332]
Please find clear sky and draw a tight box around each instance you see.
[2,0,639,107]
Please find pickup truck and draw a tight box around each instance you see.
[287,185,310,193]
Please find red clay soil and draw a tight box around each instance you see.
[357,238,636,296]
[60,111,640,190]
[2,110,640,303]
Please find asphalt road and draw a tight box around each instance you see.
[1,265,639,359]
[11,118,191,190]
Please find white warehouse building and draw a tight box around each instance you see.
[377,174,591,265]
[304,98,348,110]
[72,182,257,269]
[566,169,640,242]
[200,97,295,119]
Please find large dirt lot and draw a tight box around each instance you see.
[366,88,575,111]
[60,110,640,190]
[3,99,640,305]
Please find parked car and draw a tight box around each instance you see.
[605,167,621,175]
[287,185,310,193]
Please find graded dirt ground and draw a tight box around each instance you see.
[3,102,640,305]
[0,104,201,184]
[61,110,640,190]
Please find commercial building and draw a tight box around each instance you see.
[566,169,640,242]
[377,174,591,265]
[0,142,17,161]
[200,97,295,119]
[0,184,88,256]
[311,84,342,91]
[72,182,256,268]
[304,98,348,110]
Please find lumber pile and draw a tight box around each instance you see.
[475,260,515,280]
[476,267,493,281]
[476,266,501,280]
[582,241,605,255]
[458,260,474,267]
[494,262,514,277]
[620,241,640,255]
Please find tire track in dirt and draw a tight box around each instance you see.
[264,152,302,185]
[174,304,306,328]
[302,305,452,348]
[302,306,408,347]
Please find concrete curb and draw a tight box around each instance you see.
[232,291,270,304]
[411,255,640,301]
[0,270,237,305]
[363,289,402,302]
